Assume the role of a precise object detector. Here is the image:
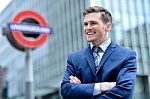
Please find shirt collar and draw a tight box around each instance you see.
[90,38,111,52]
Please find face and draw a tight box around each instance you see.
[83,12,111,45]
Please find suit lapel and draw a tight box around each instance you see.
[96,42,117,74]
[84,46,96,76]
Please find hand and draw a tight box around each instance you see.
[100,82,116,92]
[69,75,81,83]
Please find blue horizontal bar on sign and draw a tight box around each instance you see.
[8,23,52,34]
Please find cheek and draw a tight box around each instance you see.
[83,28,86,32]
[98,27,105,32]
[96,28,102,34]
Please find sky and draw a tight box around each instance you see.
[0,0,12,13]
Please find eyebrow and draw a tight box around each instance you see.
[84,20,98,23]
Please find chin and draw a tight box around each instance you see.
[86,37,95,42]
[87,39,94,42]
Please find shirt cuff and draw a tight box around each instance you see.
[93,83,101,96]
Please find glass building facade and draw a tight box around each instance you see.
[0,0,149,99]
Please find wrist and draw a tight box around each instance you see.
[100,83,103,92]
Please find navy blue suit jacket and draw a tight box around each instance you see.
[61,42,137,99]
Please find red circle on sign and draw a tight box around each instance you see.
[12,10,48,48]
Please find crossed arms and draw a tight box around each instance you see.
[61,51,137,99]
[69,75,116,93]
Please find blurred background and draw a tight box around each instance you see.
[0,0,150,99]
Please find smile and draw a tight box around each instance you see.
[87,32,96,35]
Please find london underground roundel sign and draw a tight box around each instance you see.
[11,10,52,48]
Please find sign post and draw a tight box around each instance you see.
[3,10,52,99]
[26,49,34,99]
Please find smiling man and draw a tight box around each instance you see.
[61,6,137,99]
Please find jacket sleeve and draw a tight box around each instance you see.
[61,54,94,99]
[97,51,137,99]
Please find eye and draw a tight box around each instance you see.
[84,22,88,26]
[90,21,97,25]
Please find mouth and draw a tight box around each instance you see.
[86,32,96,35]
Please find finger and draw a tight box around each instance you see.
[69,75,73,80]
[69,78,77,83]
[72,76,80,83]
[69,76,79,83]
[74,76,80,81]
[70,79,73,83]
[69,76,76,82]
[74,76,81,83]
[69,76,81,83]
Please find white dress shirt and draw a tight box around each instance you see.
[90,38,111,95]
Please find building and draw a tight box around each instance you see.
[0,0,149,99]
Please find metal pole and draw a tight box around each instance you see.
[26,49,34,99]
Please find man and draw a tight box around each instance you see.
[61,6,137,99]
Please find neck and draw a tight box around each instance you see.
[93,36,109,46]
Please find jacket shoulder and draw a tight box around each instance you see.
[69,48,86,57]
[116,45,135,53]
[113,44,136,58]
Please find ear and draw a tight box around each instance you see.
[105,23,112,31]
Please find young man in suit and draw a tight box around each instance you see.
[61,6,137,99]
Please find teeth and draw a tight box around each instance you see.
[87,32,95,35]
